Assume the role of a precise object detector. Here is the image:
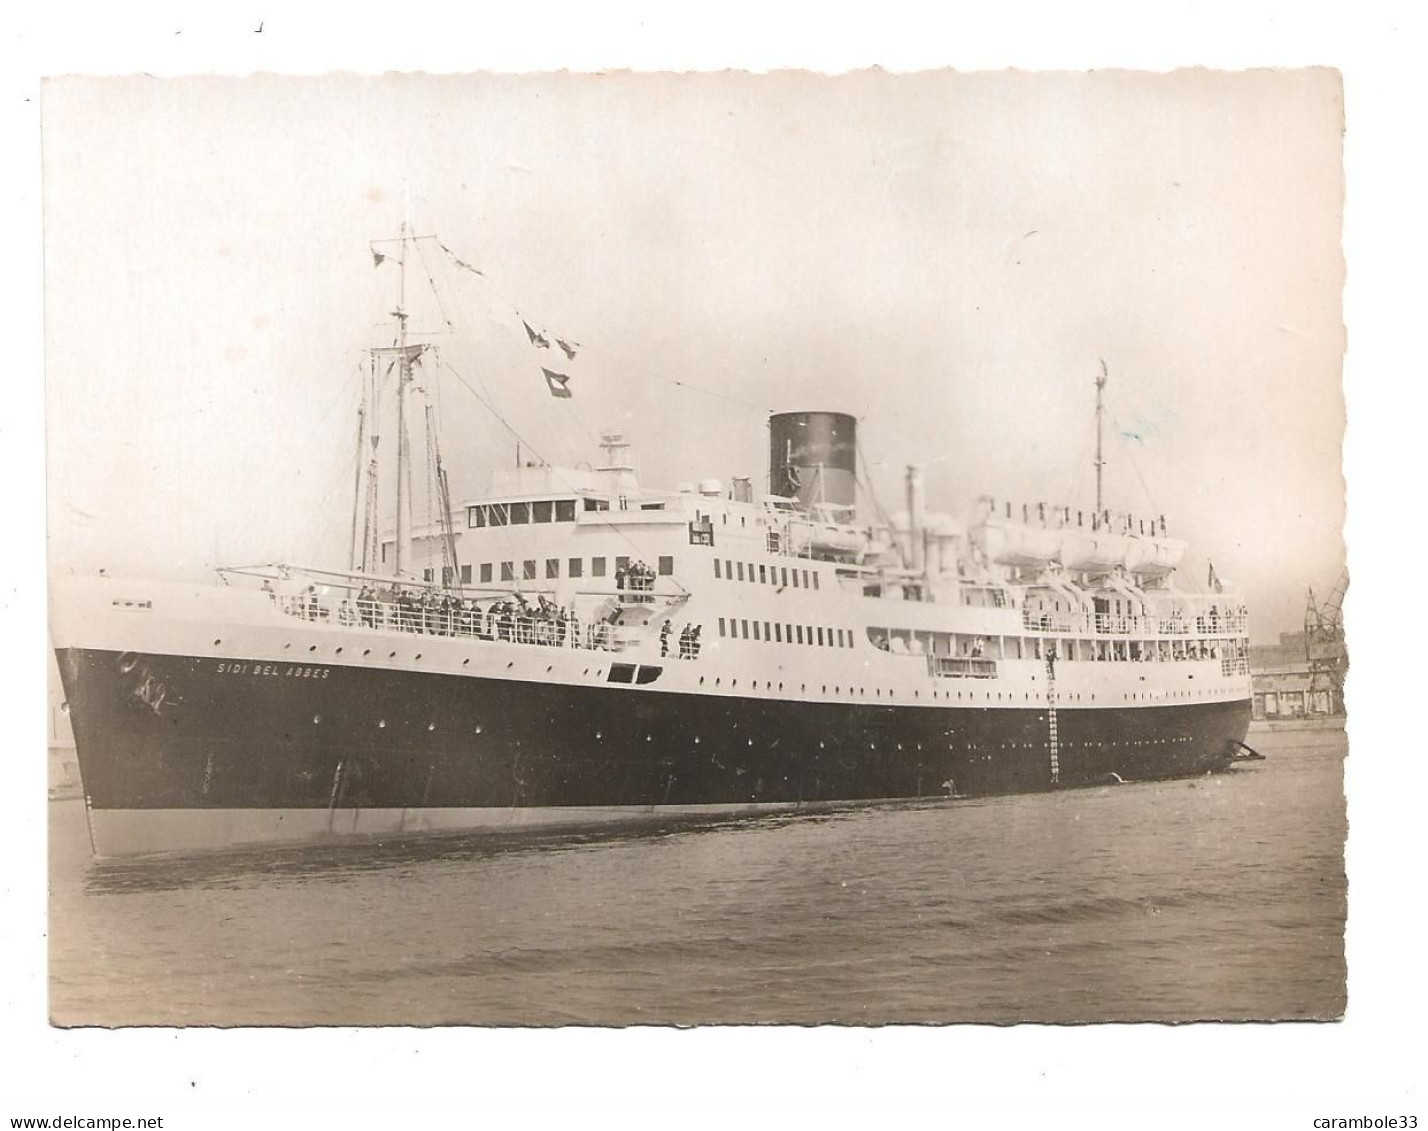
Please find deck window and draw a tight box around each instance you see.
[658,556,674,576]
[753,621,762,640]
[461,565,472,585]
[774,623,783,643]
[741,619,750,639]
[592,557,607,577]
[469,505,486,528]
[615,556,630,576]
[568,558,583,578]
[796,625,804,644]
[510,503,530,525]
[523,560,536,581]
[781,567,789,587]
[546,558,560,579]
[817,627,825,646]
[736,562,744,581]
[480,563,492,584]
[555,499,576,522]
[812,572,820,590]
[583,497,610,512]
[714,559,722,579]
[758,564,767,584]
[532,500,553,524]
[488,503,509,527]
[500,562,514,582]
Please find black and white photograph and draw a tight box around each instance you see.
[44,65,1347,1027]
[9,6,1425,1128]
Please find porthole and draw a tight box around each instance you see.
[335,647,343,655]
[363,649,371,656]
[213,638,222,646]
[463,658,470,666]
[309,645,317,652]
[389,651,397,659]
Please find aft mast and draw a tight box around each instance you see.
[1094,359,1108,517]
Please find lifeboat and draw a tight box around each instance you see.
[977,521,1062,568]
[1059,530,1130,572]
[1123,536,1187,578]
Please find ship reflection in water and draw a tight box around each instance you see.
[49,728,1345,1026]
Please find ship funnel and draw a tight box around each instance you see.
[769,412,857,513]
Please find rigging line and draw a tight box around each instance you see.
[304,442,363,566]
[853,433,896,531]
[414,237,457,333]
[1108,411,1163,516]
[437,354,690,595]
[432,237,772,416]
[560,398,605,451]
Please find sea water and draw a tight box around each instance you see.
[48,728,1346,1025]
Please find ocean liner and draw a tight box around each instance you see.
[51,232,1254,857]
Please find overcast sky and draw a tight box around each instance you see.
[44,69,1344,640]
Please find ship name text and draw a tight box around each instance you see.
[215,661,330,679]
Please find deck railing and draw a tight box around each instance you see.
[1021,608,1248,637]
[275,593,635,652]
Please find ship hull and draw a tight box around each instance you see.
[57,645,1251,857]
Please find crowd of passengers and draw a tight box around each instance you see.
[272,577,699,655]
[1031,603,1248,634]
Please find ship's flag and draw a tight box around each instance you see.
[556,338,579,360]
[437,241,484,277]
[542,367,573,399]
[371,249,386,267]
[1208,560,1223,593]
[523,321,550,349]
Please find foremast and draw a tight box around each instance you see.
[351,226,461,590]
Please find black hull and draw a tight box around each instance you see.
[58,646,1251,822]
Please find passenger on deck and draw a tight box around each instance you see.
[660,619,672,657]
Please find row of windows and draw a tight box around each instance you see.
[467,554,676,586]
[717,617,854,648]
[874,628,1238,664]
[714,558,820,590]
[468,498,612,528]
